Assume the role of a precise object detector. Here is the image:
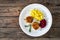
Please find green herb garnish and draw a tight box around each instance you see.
[29,24,31,32]
[25,24,31,32]
[25,25,29,27]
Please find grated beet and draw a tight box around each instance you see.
[39,19,46,28]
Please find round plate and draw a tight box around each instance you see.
[19,4,52,37]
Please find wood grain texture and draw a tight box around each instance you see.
[0,38,50,40]
[0,38,60,40]
[0,0,27,4]
[0,17,19,28]
[0,0,60,40]
[0,7,22,16]
[0,28,60,38]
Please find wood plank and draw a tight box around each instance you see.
[0,28,18,38]
[0,3,26,7]
[50,38,60,40]
[0,0,58,7]
[0,38,60,40]
[49,28,60,38]
[0,38,13,40]
[0,0,44,4]
[41,0,60,14]
[0,38,50,40]
[0,7,22,12]
[19,38,49,40]
[0,7,23,16]
[52,14,60,28]
[28,0,44,3]
[51,6,60,28]
[0,17,19,28]
[20,38,60,40]
[46,0,60,5]
[42,6,60,14]
[50,6,60,13]
[0,12,19,16]
[0,28,29,38]
[0,0,27,4]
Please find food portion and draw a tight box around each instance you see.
[24,9,47,32]
[30,9,44,21]
[25,24,31,32]
[25,16,33,23]
[39,19,46,28]
[32,22,39,30]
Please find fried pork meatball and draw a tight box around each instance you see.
[32,22,39,30]
[25,16,33,23]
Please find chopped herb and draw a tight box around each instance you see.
[25,24,31,32]
[29,24,31,32]
[25,25,29,27]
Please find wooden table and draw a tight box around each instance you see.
[0,0,60,40]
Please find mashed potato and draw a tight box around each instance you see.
[30,9,44,21]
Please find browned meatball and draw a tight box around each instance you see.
[25,16,33,23]
[32,22,39,30]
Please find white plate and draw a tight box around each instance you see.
[19,4,52,37]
